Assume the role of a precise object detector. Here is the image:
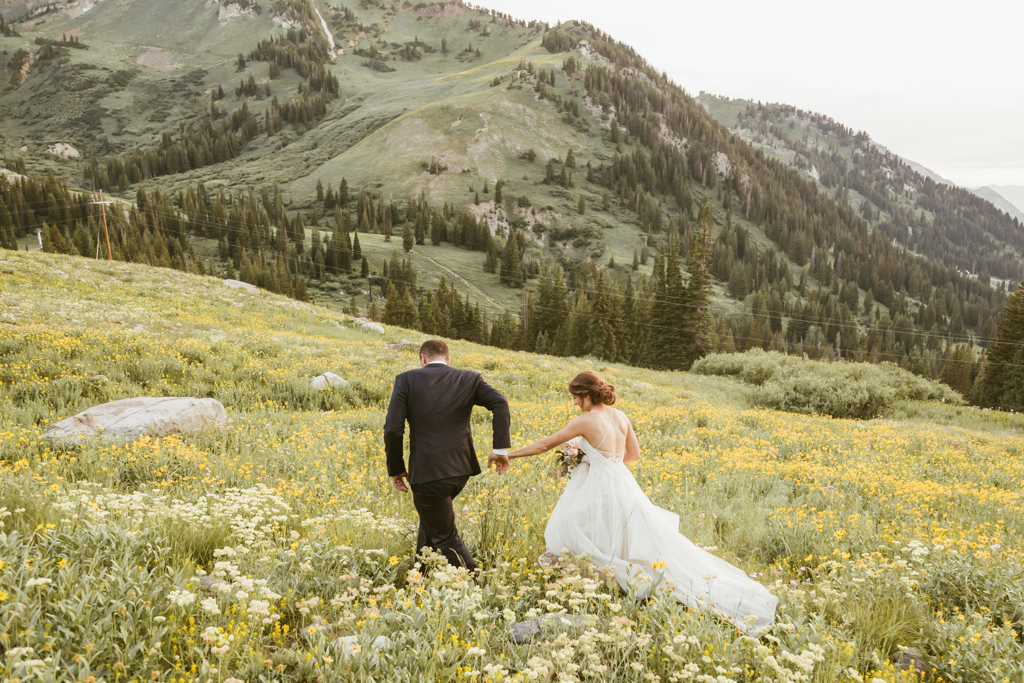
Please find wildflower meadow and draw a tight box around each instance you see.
[1,251,1023,683]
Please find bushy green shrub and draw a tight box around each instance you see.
[692,350,963,418]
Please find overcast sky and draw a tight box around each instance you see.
[482,0,1024,189]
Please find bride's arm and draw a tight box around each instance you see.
[622,419,641,464]
[508,418,585,460]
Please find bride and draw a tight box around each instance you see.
[489,371,777,634]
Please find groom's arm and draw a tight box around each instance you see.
[383,374,409,479]
[473,376,511,450]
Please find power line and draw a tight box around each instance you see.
[12,205,1018,351]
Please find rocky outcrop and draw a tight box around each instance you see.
[386,339,418,351]
[223,279,257,292]
[44,397,227,443]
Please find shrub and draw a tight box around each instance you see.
[692,350,962,419]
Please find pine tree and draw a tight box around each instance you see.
[578,194,586,215]
[352,231,362,262]
[680,201,715,367]
[499,231,523,287]
[0,198,15,250]
[973,283,1024,411]
[588,271,618,362]
[403,221,414,252]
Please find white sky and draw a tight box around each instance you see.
[481,0,1024,189]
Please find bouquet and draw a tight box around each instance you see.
[553,437,583,478]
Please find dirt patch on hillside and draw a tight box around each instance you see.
[136,47,180,71]
[62,22,90,39]
[407,1,467,19]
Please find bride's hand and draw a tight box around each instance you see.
[488,452,510,475]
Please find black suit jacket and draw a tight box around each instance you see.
[384,363,511,484]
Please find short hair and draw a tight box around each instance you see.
[419,339,450,360]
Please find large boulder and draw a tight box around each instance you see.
[361,322,385,334]
[309,372,349,390]
[223,279,257,292]
[44,397,227,443]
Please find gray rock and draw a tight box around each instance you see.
[223,279,257,292]
[309,372,349,390]
[88,375,109,382]
[510,614,591,644]
[44,397,227,443]
[198,576,218,590]
[53,270,69,279]
[891,648,926,673]
[299,618,332,641]
[386,339,419,351]
[361,322,385,334]
[332,635,390,664]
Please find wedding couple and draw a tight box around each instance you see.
[383,339,777,633]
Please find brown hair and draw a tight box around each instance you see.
[419,339,450,360]
[568,371,617,406]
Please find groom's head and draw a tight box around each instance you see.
[419,339,450,367]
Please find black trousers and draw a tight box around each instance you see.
[411,474,477,572]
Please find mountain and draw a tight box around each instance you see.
[976,185,1024,219]
[971,186,1024,223]
[0,0,1013,387]
[698,94,1024,287]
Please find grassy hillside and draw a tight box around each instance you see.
[2,251,1024,681]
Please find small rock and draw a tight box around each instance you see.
[361,322,385,334]
[309,372,349,390]
[891,647,926,673]
[223,279,257,292]
[88,375,109,382]
[44,397,227,443]
[299,618,332,641]
[198,576,218,590]
[332,635,389,664]
[231,302,244,308]
[53,270,69,279]
[386,339,419,351]
[510,614,590,644]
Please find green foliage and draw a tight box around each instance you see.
[973,284,1024,412]
[693,349,963,418]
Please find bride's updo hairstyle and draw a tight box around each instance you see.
[569,371,617,406]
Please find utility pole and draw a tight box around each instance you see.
[90,191,113,260]
[98,191,112,260]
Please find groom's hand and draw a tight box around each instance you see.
[488,452,510,475]
[391,472,409,492]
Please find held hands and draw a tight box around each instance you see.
[391,472,410,492]
[488,451,510,475]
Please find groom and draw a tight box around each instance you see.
[384,339,511,571]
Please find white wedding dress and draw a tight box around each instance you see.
[544,414,778,634]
